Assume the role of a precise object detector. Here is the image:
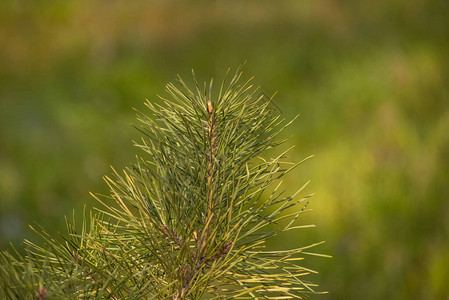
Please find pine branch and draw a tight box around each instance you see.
[0,67,327,299]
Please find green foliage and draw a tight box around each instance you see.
[0,69,324,299]
[1,1,448,299]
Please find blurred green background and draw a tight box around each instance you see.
[1,0,448,299]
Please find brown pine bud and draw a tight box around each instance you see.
[207,100,213,114]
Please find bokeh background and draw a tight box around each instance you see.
[1,1,448,299]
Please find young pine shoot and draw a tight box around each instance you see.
[0,67,327,299]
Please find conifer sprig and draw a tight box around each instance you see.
[0,67,327,299]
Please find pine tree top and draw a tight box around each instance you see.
[0,67,328,299]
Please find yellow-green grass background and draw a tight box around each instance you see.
[1,1,448,299]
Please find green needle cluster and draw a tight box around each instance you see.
[0,67,327,299]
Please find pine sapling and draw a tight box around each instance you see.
[0,67,328,299]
